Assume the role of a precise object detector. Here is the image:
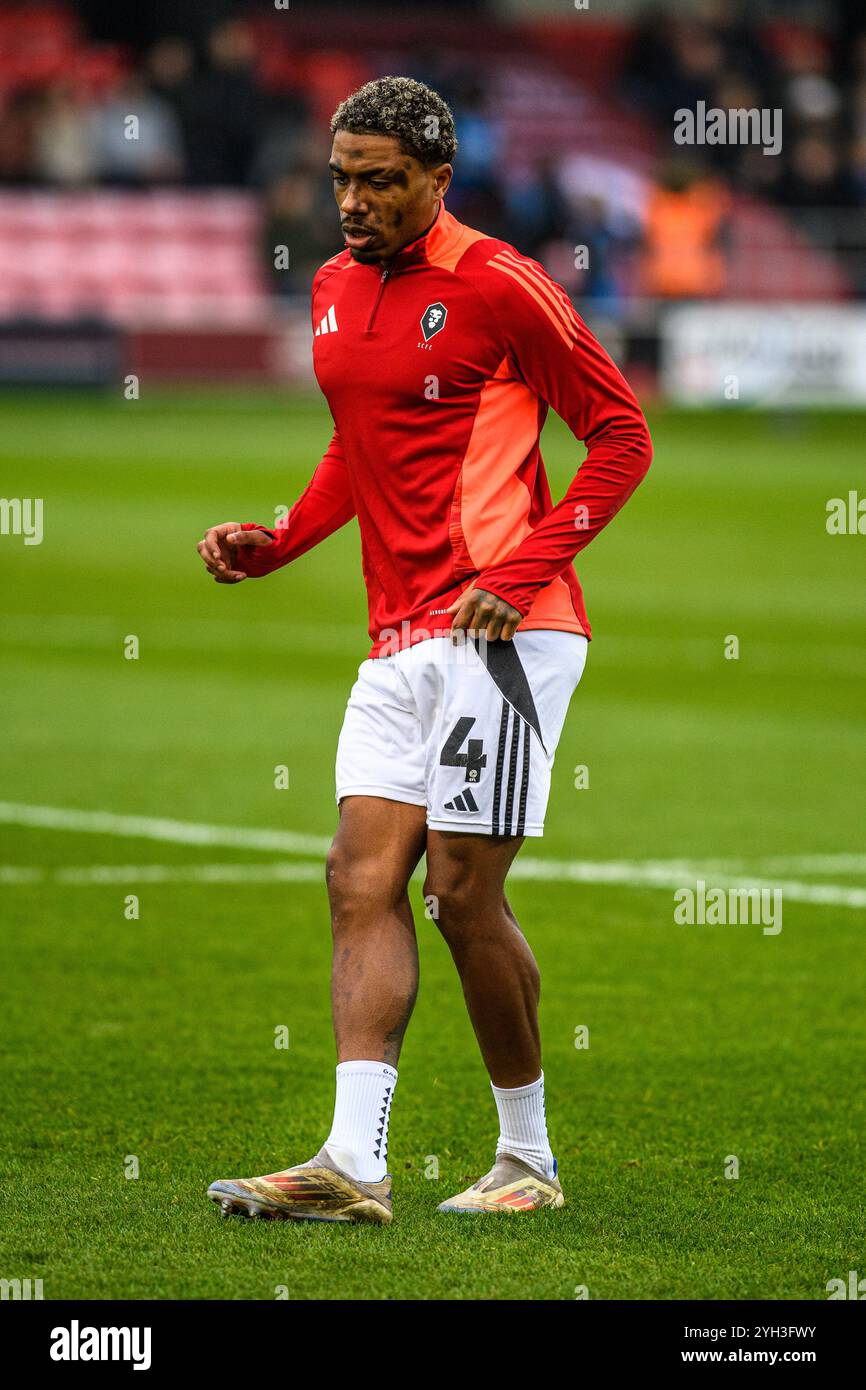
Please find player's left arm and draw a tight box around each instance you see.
[450,260,652,635]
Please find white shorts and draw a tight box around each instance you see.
[335,630,587,837]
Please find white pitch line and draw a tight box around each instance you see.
[0,863,323,885]
[0,866,44,884]
[758,854,866,875]
[0,862,864,908]
[511,859,866,909]
[0,802,864,908]
[55,862,325,885]
[0,800,331,856]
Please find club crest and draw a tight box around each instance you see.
[420,302,447,341]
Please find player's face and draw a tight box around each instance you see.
[329,130,451,265]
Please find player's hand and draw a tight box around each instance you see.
[447,587,523,642]
[196,523,273,583]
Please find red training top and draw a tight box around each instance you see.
[238,201,652,658]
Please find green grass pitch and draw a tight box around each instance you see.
[0,391,864,1299]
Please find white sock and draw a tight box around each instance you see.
[491,1072,555,1179]
[325,1060,397,1183]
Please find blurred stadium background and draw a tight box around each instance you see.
[0,0,864,396]
[1,0,865,1302]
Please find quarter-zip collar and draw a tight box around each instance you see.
[362,201,472,331]
[359,201,473,284]
[383,200,445,272]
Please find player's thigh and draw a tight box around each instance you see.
[335,655,427,812]
[332,657,428,906]
[329,793,428,909]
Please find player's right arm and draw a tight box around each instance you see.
[196,427,356,584]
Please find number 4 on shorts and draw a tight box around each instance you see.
[440,717,487,784]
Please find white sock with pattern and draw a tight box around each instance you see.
[491,1072,555,1179]
[325,1060,397,1183]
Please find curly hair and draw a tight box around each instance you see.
[330,76,458,167]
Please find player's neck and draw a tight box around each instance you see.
[380,205,442,269]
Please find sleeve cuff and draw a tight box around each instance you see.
[241,523,277,539]
[237,523,278,576]
[473,576,532,616]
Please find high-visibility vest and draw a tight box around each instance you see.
[642,184,727,296]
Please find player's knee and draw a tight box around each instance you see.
[422,867,493,941]
[325,843,364,917]
[326,842,404,924]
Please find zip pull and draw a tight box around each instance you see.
[365,264,392,333]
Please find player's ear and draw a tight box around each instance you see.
[432,163,452,199]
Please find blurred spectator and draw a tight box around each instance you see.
[568,194,640,314]
[622,16,725,124]
[262,170,340,299]
[146,36,195,100]
[0,89,43,184]
[853,77,866,146]
[181,19,261,185]
[145,36,196,132]
[447,180,510,244]
[88,76,184,185]
[438,69,508,241]
[251,111,323,192]
[505,156,571,252]
[708,71,764,181]
[34,84,98,186]
[777,134,855,210]
[780,31,841,127]
[640,161,729,298]
[703,0,779,90]
[449,76,502,190]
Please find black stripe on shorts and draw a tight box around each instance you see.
[503,713,522,835]
[516,713,531,835]
[491,699,510,835]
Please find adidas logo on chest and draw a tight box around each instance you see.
[314,305,338,336]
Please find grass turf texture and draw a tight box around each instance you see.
[0,391,864,1300]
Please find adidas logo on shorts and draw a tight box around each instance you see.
[443,789,479,813]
